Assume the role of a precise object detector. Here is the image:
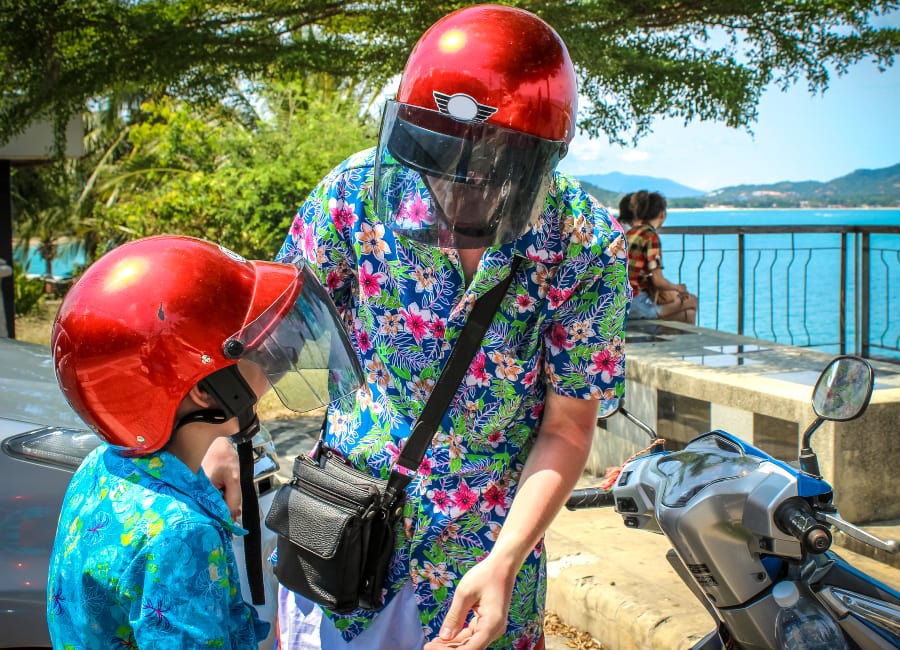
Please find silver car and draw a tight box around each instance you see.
[0,337,281,649]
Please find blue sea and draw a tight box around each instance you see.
[660,208,900,359]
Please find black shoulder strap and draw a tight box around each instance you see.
[385,256,522,503]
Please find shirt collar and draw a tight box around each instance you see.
[118,448,246,535]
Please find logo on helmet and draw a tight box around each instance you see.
[218,244,247,263]
[433,92,497,123]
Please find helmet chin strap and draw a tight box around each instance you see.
[190,365,266,606]
[232,410,264,605]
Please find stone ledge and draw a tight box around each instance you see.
[596,320,900,523]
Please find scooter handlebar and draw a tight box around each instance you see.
[565,488,616,511]
[775,498,832,554]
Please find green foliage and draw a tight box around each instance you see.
[12,262,45,316]
[84,78,378,258]
[11,158,90,277]
[2,1,898,147]
[5,2,899,260]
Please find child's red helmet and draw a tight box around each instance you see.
[375,4,578,249]
[52,235,362,454]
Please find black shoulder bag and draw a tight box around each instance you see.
[265,257,521,613]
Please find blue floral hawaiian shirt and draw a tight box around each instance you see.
[275,147,630,649]
[47,445,270,649]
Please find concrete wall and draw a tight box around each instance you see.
[587,343,900,524]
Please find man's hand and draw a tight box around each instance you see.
[423,556,514,650]
[201,437,242,521]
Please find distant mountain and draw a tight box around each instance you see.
[695,163,900,207]
[577,172,706,199]
[576,163,900,209]
[578,181,620,208]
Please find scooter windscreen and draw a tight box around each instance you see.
[656,434,762,508]
[226,265,363,413]
[375,101,566,249]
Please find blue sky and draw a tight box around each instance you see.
[559,59,900,192]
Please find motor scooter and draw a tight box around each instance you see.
[566,355,899,649]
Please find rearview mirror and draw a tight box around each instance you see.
[598,397,621,421]
[811,356,874,422]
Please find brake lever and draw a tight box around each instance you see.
[822,512,899,554]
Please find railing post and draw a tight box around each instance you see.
[839,231,847,355]
[737,232,744,336]
[661,223,897,360]
[860,231,871,358]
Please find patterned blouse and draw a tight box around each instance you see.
[626,222,663,295]
[47,445,269,649]
[275,147,630,649]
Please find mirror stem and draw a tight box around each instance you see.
[799,417,824,477]
[800,417,824,451]
[620,406,658,441]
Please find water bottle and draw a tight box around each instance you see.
[772,580,848,649]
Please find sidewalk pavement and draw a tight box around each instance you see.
[543,480,900,650]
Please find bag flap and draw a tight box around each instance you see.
[265,483,359,560]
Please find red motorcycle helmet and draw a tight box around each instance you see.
[52,235,362,454]
[375,4,578,248]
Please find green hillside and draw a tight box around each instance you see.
[678,163,900,208]
[578,163,900,209]
[579,181,621,208]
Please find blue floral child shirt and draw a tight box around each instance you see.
[47,444,270,649]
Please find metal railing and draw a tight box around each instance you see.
[658,225,900,362]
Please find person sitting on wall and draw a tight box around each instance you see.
[617,192,634,229]
[626,190,698,323]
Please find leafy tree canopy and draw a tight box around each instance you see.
[13,78,378,262]
[2,0,899,147]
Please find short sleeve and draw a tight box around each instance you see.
[543,189,630,410]
[275,166,362,310]
[644,228,663,272]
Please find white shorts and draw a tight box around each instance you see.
[276,581,425,650]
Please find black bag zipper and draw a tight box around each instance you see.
[288,473,375,517]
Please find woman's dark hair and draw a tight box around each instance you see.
[618,192,633,225]
[629,190,649,223]
[634,190,667,224]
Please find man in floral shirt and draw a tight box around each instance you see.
[275,5,630,650]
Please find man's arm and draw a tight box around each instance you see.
[426,390,599,649]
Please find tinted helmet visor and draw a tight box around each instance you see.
[375,101,566,249]
[225,264,363,413]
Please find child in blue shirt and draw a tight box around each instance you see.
[46,235,362,649]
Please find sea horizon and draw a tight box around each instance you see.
[665,207,900,228]
[669,205,900,212]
